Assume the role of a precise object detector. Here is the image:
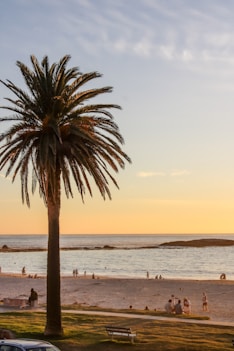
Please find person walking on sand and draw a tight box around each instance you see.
[202,292,208,311]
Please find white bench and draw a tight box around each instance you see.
[3,298,28,309]
[105,325,137,343]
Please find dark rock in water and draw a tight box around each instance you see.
[159,238,234,247]
[103,245,114,249]
[2,245,8,250]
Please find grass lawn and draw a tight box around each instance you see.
[0,310,233,350]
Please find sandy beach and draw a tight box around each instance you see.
[0,274,233,324]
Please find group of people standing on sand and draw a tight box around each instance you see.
[72,268,79,277]
[146,271,163,279]
[164,294,191,315]
[165,292,209,315]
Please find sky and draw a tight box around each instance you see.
[1,0,234,235]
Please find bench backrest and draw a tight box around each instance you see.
[105,326,132,334]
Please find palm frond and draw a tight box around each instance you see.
[0,55,131,206]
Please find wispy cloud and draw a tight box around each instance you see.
[4,0,234,81]
[137,170,191,178]
[137,171,166,178]
[62,0,234,75]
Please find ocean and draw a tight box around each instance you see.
[0,234,233,280]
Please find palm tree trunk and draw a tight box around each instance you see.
[44,179,63,336]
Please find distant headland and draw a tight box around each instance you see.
[159,238,234,247]
[0,238,234,252]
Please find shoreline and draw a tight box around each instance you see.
[1,271,232,282]
[0,274,233,324]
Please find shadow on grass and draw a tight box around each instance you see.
[0,311,232,351]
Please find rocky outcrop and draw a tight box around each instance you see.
[160,238,234,247]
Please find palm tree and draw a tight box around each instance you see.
[0,55,131,336]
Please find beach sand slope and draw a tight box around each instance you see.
[0,275,233,323]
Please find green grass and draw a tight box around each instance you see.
[0,310,233,351]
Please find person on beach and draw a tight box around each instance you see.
[28,288,38,306]
[174,299,183,314]
[183,297,191,314]
[202,292,208,311]
[164,299,174,314]
[171,294,177,309]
